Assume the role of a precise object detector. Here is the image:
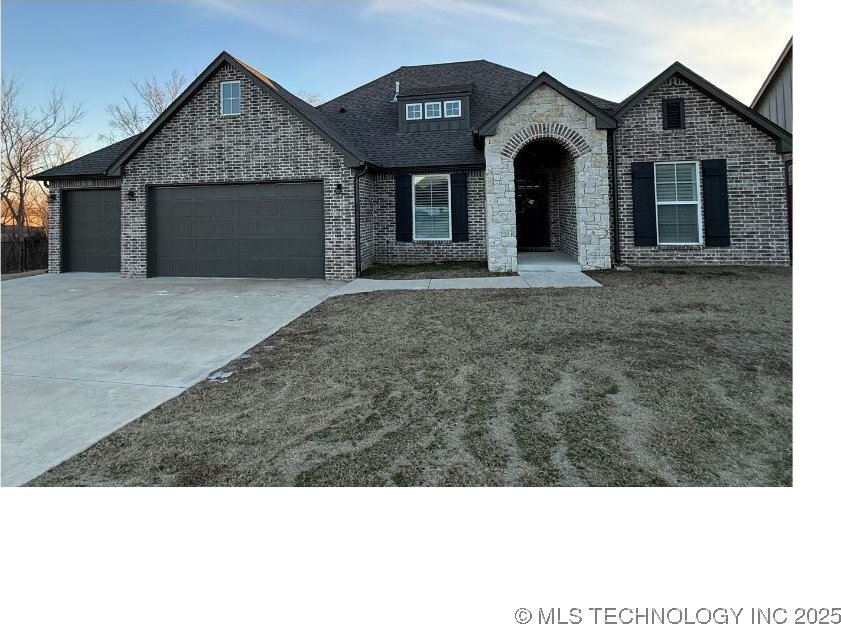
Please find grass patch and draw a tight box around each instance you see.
[29,266,791,487]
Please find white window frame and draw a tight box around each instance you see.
[653,160,703,246]
[220,80,241,116]
[443,100,462,118]
[405,103,423,121]
[424,101,442,119]
[412,174,452,242]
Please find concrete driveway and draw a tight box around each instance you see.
[1,273,345,486]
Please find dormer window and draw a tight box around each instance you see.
[424,102,442,119]
[406,103,423,120]
[444,100,462,118]
[397,85,471,131]
[221,81,241,116]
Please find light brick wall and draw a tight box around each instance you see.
[615,76,789,265]
[46,177,121,274]
[365,169,486,265]
[484,85,611,271]
[120,62,357,279]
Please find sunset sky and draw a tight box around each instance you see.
[2,0,792,155]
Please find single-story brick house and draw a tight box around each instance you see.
[32,51,792,280]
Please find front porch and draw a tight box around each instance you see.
[517,251,582,273]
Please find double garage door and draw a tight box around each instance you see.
[62,182,325,278]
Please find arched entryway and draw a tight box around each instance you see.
[513,139,577,259]
[484,115,610,273]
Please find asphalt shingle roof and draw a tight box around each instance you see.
[319,59,616,168]
[33,58,618,177]
[31,134,138,179]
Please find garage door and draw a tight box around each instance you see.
[150,182,324,278]
[62,189,121,272]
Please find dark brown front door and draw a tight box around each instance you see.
[515,175,549,249]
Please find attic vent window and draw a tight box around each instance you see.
[662,98,685,130]
[221,81,241,116]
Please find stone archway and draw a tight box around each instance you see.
[483,85,611,272]
[501,122,592,160]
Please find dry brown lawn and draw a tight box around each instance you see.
[29,266,792,487]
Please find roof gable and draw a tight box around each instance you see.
[106,51,364,175]
[614,62,792,152]
[477,72,617,136]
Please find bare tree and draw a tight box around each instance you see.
[296,90,323,106]
[100,69,186,142]
[2,78,83,271]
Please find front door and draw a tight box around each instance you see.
[515,175,549,249]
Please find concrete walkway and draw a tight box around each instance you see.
[333,271,601,295]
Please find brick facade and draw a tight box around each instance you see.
[357,172,376,271]
[120,62,356,279]
[46,63,790,278]
[614,76,789,265]
[363,169,486,265]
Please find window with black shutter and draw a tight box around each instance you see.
[662,98,685,130]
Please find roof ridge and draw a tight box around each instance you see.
[398,59,487,68]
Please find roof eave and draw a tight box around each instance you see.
[28,170,115,181]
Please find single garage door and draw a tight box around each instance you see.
[62,189,121,272]
[150,182,324,278]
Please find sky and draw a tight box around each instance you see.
[1,0,792,155]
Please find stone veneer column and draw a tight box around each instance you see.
[484,85,611,272]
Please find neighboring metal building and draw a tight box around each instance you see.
[753,38,792,259]
[753,38,792,134]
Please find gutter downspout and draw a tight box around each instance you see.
[353,164,369,277]
[610,128,621,266]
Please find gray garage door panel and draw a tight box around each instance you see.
[151,182,324,278]
[62,189,121,272]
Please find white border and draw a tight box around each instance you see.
[443,99,462,118]
[220,80,241,116]
[412,173,452,241]
[653,160,703,245]
[424,101,442,119]
[405,102,422,120]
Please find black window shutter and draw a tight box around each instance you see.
[395,174,413,242]
[702,159,730,247]
[450,172,468,242]
[631,162,657,246]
